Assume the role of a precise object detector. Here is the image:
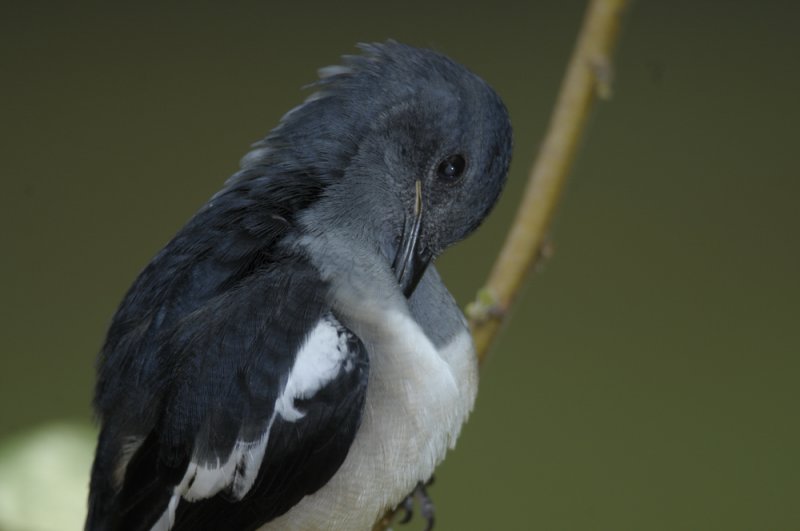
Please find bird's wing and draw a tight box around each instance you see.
[87,261,369,531]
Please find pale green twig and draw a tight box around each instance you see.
[468,0,629,363]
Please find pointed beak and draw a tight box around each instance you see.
[392,180,432,297]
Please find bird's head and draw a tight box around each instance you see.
[241,41,513,297]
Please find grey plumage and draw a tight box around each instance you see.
[87,41,512,531]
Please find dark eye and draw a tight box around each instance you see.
[436,154,467,182]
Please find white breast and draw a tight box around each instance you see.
[262,311,478,531]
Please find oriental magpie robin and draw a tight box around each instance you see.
[87,41,512,531]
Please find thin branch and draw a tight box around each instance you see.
[374,1,628,529]
[467,0,629,362]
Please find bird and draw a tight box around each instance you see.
[86,41,513,531]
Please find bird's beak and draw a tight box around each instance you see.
[392,180,432,297]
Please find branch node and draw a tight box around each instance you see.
[534,238,555,272]
[465,287,504,324]
[590,55,614,99]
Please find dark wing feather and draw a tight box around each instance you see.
[87,173,368,531]
[171,328,368,531]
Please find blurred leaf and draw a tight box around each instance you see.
[0,423,96,531]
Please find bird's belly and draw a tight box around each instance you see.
[261,318,477,531]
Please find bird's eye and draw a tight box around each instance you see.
[436,154,467,182]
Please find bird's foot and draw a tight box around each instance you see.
[397,477,435,531]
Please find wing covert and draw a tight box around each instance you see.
[87,260,369,531]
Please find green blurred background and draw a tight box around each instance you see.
[1,1,798,529]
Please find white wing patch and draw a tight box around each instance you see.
[151,314,355,531]
[150,494,179,531]
[276,314,353,421]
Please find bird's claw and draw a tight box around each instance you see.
[398,478,435,531]
[397,493,415,524]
